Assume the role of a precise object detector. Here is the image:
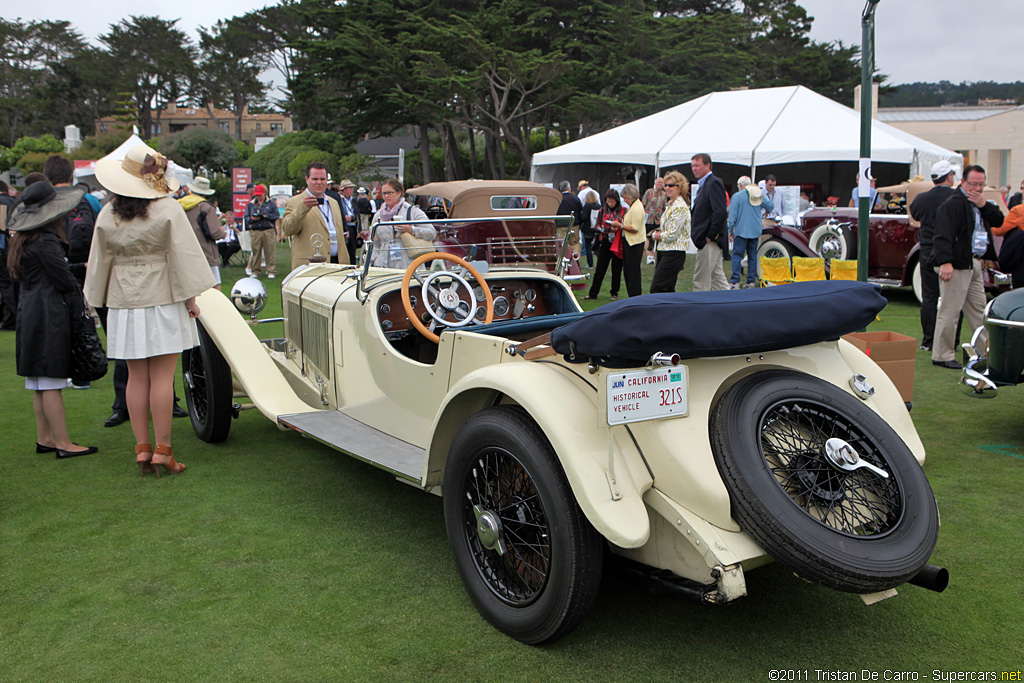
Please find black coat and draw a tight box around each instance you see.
[691,173,729,253]
[15,232,84,379]
[557,192,584,228]
[932,190,1002,270]
[998,228,1024,288]
[909,184,956,266]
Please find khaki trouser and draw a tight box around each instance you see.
[248,229,277,276]
[693,240,729,291]
[933,259,987,362]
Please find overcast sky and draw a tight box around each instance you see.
[12,0,1024,87]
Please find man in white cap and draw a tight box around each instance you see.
[909,160,958,352]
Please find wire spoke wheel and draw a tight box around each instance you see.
[182,322,232,443]
[444,406,602,644]
[759,399,901,537]
[461,447,551,605]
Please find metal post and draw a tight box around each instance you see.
[858,0,881,282]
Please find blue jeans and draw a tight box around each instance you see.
[730,236,759,285]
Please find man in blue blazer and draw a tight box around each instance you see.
[690,153,730,291]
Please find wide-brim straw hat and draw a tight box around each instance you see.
[187,176,216,196]
[338,178,356,190]
[95,144,180,199]
[7,182,86,232]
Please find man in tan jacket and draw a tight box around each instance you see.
[281,162,349,273]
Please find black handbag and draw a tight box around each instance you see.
[70,314,108,384]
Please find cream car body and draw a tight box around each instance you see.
[187,214,940,645]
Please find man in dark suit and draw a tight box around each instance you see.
[690,153,729,291]
[557,180,584,229]
[910,160,958,352]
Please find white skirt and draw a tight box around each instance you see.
[107,302,200,360]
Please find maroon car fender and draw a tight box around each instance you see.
[760,223,815,258]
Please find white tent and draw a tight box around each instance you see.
[74,130,194,190]
[532,85,960,186]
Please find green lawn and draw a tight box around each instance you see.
[1,247,1022,681]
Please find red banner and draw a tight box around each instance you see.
[233,193,250,226]
[232,168,252,194]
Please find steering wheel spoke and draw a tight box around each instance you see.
[400,252,495,344]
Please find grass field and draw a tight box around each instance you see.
[2,245,1022,681]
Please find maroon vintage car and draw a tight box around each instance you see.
[757,181,1010,300]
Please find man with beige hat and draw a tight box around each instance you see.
[179,177,225,290]
[337,178,359,263]
[727,176,773,289]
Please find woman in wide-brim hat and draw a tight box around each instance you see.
[6,180,99,459]
[85,144,216,477]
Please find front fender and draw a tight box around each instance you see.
[195,289,312,423]
[761,224,814,257]
[428,362,653,549]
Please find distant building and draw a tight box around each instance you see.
[878,103,1024,188]
[95,102,293,146]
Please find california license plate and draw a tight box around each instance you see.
[606,366,688,425]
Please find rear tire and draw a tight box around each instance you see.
[443,406,603,644]
[182,322,233,443]
[711,370,938,593]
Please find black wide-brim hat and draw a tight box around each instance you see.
[7,182,86,232]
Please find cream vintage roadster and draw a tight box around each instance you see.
[182,209,946,645]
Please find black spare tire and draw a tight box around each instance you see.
[711,370,938,593]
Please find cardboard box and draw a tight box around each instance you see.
[842,331,917,402]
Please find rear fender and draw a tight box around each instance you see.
[428,362,653,548]
[194,289,312,423]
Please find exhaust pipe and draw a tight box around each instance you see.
[907,564,949,593]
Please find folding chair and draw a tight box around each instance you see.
[829,259,858,281]
[758,256,793,287]
[792,256,826,282]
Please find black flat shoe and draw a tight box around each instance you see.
[172,404,188,418]
[56,445,98,459]
[104,410,128,428]
[932,359,962,370]
[36,443,56,454]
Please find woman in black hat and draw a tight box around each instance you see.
[6,181,98,459]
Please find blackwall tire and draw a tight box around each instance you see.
[711,370,938,593]
[443,406,603,644]
[182,322,233,443]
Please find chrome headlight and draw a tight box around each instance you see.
[230,276,268,317]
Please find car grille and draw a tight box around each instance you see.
[285,297,331,380]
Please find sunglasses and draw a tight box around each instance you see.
[664,183,678,188]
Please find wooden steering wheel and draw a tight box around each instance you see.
[400,252,494,343]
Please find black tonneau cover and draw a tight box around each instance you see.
[550,281,886,368]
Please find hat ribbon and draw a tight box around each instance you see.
[122,152,172,194]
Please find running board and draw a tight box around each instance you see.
[868,277,902,288]
[278,411,425,483]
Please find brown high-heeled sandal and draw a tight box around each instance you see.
[152,444,185,477]
[135,443,155,477]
